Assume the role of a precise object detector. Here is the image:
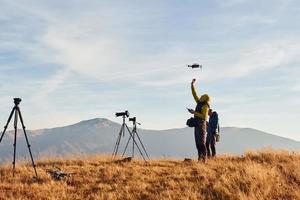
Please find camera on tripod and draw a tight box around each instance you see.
[112,112,149,160]
[14,98,22,105]
[115,110,130,118]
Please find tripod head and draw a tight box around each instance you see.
[14,98,22,106]
[129,117,141,126]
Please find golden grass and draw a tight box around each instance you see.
[0,150,299,200]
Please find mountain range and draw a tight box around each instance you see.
[0,118,299,162]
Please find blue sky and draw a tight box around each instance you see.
[0,0,300,141]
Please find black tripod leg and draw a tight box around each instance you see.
[132,130,135,158]
[116,123,126,157]
[112,124,122,157]
[112,133,122,159]
[112,124,123,159]
[0,107,15,143]
[12,108,18,177]
[135,131,150,159]
[125,124,146,161]
[121,128,133,157]
[17,108,38,177]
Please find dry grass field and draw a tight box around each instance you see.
[0,150,299,200]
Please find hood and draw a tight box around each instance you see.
[199,94,211,103]
[211,111,218,118]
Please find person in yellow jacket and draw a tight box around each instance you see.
[189,79,210,162]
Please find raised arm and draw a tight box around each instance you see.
[191,79,199,103]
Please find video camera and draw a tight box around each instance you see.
[129,117,141,125]
[129,117,136,123]
[115,110,130,118]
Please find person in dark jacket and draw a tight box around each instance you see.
[189,79,211,162]
[206,109,219,157]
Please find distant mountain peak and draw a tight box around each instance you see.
[1,118,299,162]
[81,118,109,123]
[74,118,119,128]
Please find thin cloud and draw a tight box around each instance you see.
[30,69,71,107]
[0,0,300,141]
[291,84,300,92]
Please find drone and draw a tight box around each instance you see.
[187,63,202,69]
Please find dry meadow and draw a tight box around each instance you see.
[0,150,299,200]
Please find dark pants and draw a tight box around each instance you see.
[206,133,216,157]
[194,123,207,159]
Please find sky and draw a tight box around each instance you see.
[0,0,299,141]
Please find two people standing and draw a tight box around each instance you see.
[189,79,219,162]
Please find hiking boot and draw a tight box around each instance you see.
[198,156,207,163]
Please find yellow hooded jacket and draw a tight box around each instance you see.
[191,84,210,121]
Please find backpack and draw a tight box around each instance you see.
[186,117,198,127]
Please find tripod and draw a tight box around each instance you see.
[112,116,148,161]
[0,98,38,177]
[122,118,149,160]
